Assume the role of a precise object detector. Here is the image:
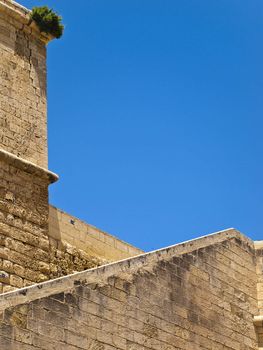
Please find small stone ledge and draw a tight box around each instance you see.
[0,0,54,44]
[0,228,251,311]
[0,148,58,184]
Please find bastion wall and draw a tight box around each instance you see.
[1,1,263,349]
[0,229,261,350]
[0,148,142,293]
[0,0,142,294]
[49,206,143,262]
[0,0,48,168]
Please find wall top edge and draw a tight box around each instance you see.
[0,148,59,184]
[0,0,29,18]
[0,0,29,23]
[254,241,263,249]
[0,0,54,44]
[0,227,252,311]
[49,204,144,254]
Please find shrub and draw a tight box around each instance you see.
[30,6,64,39]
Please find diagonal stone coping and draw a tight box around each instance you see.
[0,228,252,312]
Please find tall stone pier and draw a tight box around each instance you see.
[0,1,142,294]
[0,0,49,167]
[0,0,59,292]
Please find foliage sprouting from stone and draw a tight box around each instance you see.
[30,6,64,39]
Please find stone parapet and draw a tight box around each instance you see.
[49,206,143,262]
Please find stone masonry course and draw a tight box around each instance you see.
[0,229,262,349]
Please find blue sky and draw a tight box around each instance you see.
[21,0,263,251]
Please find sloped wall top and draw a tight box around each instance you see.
[0,228,253,312]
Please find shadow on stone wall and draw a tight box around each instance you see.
[48,207,105,279]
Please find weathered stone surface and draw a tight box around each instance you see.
[0,150,140,292]
[0,0,51,168]
[49,206,143,262]
[0,229,260,349]
[0,0,142,296]
[0,1,263,349]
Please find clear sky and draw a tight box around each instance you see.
[21,0,263,251]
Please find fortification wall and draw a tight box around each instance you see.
[254,241,263,347]
[0,150,54,293]
[0,229,259,349]
[0,2,261,348]
[0,0,48,168]
[0,0,142,295]
[49,206,143,262]
[0,149,142,293]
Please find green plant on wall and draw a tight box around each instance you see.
[30,6,64,39]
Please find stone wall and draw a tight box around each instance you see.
[0,149,142,294]
[0,151,141,294]
[0,0,142,295]
[0,2,261,348]
[0,0,48,168]
[254,241,263,347]
[0,149,53,293]
[0,229,259,349]
[49,206,143,262]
